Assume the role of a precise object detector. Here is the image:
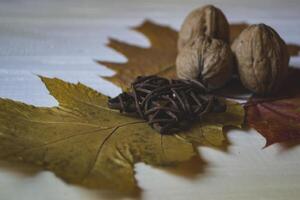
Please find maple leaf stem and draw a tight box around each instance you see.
[214,92,296,107]
[213,93,252,101]
[242,95,296,107]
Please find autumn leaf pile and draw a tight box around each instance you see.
[0,20,299,193]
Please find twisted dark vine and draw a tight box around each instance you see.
[108,75,226,134]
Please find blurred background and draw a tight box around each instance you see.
[0,0,300,200]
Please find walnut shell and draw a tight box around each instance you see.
[232,24,290,95]
[178,5,230,51]
[176,36,233,89]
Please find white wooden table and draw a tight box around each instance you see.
[1,0,300,199]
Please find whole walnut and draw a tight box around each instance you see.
[232,24,290,95]
[176,36,233,89]
[178,5,230,51]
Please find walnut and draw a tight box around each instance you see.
[178,5,230,51]
[232,24,290,95]
[176,36,233,89]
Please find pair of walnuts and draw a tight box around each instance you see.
[176,5,290,95]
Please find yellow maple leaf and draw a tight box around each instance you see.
[0,76,243,192]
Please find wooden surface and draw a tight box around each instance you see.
[1,0,300,199]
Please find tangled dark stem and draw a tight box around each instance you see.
[108,75,226,134]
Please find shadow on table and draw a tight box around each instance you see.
[0,161,40,176]
[278,139,300,152]
[156,153,207,180]
[156,125,239,179]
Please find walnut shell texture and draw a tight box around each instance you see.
[176,36,233,89]
[178,5,230,51]
[232,23,290,95]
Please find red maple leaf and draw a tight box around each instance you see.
[245,68,300,146]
